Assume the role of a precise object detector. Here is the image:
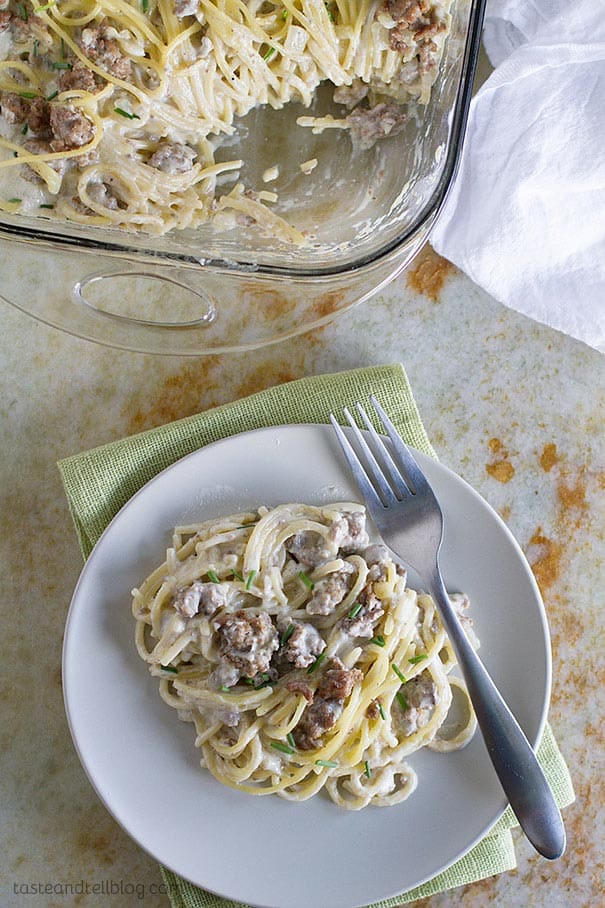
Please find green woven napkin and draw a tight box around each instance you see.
[58,363,574,908]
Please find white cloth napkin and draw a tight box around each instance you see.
[431,0,605,352]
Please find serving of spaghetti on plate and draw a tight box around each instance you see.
[132,500,480,810]
[63,424,550,908]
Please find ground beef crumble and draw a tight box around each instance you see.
[214,609,279,683]
[79,20,132,80]
[50,105,95,148]
[293,658,362,750]
[381,0,447,67]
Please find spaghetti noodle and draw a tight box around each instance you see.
[131,502,478,809]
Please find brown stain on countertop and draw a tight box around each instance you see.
[124,349,310,434]
[308,289,347,323]
[236,285,345,332]
[557,472,588,520]
[234,362,298,400]
[540,442,559,473]
[539,442,589,525]
[127,357,223,432]
[538,466,592,638]
[406,245,456,301]
[485,437,516,484]
[527,527,563,592]
[240,284,299,322]
[486,460,515,484]
[527,457,590,597]
[75,830,116,867]
[526,446,602,676]
[517,778,604,897]
[499,504,512,523]
[73,807,119,868]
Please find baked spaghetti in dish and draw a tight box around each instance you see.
[132,502,478,809]
[0,0,453,238]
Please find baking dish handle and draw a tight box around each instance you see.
[72,267,217,329]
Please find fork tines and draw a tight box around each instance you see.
[329,395,428,508]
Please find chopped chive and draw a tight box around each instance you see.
[315,759,338,768]
[280,622,295,646]
[307,651,326,674]
[160,664,178,673]
[245,569,256,590]
[286,732,296,749]
[347,601,363,619]
[142,0,149,10]
[324,1,334,21]
[33,38,39,57]
[114,107,140,120]
[60,37,66,58]
[254,678,273,689]
[298,570,314,590]
[47,90,59,101]
[369,634,385,647]
[364,760,371,778]
[392,663,407,684]
[408,653,428,665]
[220,684,231,692]
[378,701,386,720]
[18,2,28,20]
[281,8,288,19]
[232,570,244,582]
[21,122,28,135]
[271,741,294,755]
[34,0,56,10]
[52,62,73,70]
[39,203,54,209]
[244,676,269,689]
[8,198,22,203]
[396,691,409,710]
[206,569,220,583]
[18,91,38,99]
[262,46,276,62]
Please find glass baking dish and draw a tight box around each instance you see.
[0,0,486,355]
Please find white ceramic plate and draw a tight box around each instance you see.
[63,425,551,908]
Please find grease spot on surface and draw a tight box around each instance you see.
[405,245,456,301]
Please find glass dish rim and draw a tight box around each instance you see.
[0,0,487,281]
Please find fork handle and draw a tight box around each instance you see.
[429,570,566,860]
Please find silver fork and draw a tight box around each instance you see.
[330,395,565,860]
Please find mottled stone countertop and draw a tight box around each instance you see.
[1,237,603,908]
